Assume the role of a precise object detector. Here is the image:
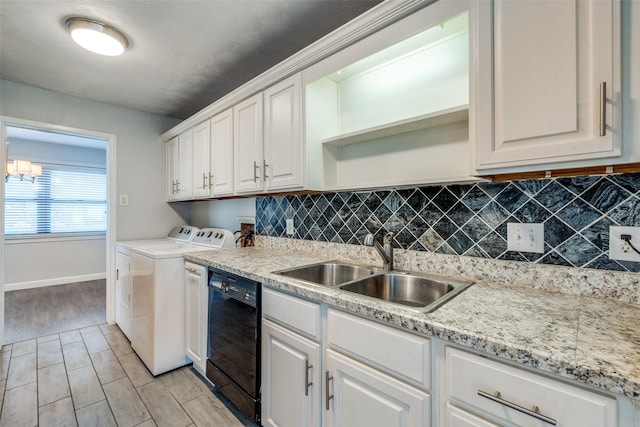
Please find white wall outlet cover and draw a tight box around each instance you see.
[119,194,128,206]
[609,226,640,262]
[507,222,544,253]
[286,218,295,235]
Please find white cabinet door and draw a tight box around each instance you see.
[166,137,180,201]
[115,250,131,339]
[184,262,207,374]
[210,108,234,196]
[191,121,211,198]
[176,130,193,198]
[234,93,264,194]
[325,349,430,427]
[262,319,321,427]
[473,0,621,171]
[264,73,304,191]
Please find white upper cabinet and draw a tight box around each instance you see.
[473,0,621,172]
[166,136,179,201]
[210,108,234,197]
[304,1,473,191]
[264,74,304,191]
[234,74,305,195]
[177,130,193,199]
[191,120,211,198]
[234,93,264,194]
[166,132,193,201]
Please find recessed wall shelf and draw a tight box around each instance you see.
[304,2,471,191]
[322,104,469,147]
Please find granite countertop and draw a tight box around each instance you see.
[185,247,640,400]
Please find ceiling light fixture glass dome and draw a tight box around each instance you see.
[65,17,129,56]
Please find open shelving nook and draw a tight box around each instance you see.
[304,4,475,191]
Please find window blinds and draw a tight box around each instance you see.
[5,164,107,236]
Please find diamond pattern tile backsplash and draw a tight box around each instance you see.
[255,173,640,273]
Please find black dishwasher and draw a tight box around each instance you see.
[207,267,261,423]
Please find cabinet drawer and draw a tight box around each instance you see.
[262,288,321,340]
[445,403,498,427]
[327,308,430,389]
[446,348,616,427]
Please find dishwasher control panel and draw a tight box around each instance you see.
[208,268,259,308]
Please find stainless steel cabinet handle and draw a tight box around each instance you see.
[116,269,119,281]
[172,180,177,194]
[263,160,269,182]
[209,173,214,189]
[185,267,198,274]
[325,371,334,410]
[253,161,259,182]
[477,390,556,425]
[202,173,207,189]
[304,359,313,396]
[599,81,607,137]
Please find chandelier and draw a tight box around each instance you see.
[5,160,42,183]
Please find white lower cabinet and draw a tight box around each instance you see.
[262,289,624,427]
[325,349,430,427]
[262,319,321,427]
[184,262,208,375]
[115,249,131,339]
[444,347,617,427]
[262,288,322,427]
[262,289,430,427]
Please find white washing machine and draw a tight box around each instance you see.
[116,226,236,375]
[116,225,200,340]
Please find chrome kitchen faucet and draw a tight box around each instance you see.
[364,232,394,271]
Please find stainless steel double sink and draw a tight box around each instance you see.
[274,261,472,313]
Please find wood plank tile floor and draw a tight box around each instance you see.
[0,324,258,427]
[4,280,107,344]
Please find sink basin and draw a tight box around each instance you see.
[275,262,378,286]
[339,272,472,312]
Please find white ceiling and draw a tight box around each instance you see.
[0,0,381,120]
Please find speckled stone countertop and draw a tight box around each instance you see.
[185,247,640,400]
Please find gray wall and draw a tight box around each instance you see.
[190,197,256,232]
[1,79,186,288]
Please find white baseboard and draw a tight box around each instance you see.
[4,273,107,292]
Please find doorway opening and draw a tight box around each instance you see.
[1,119,116,345]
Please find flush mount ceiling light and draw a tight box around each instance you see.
[65,17,129,56]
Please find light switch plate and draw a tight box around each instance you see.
[119,194,128,206]
[507,223,544,253]
[286,218,295,235]
[609,226,640,262]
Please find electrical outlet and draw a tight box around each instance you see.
[286,218,295,235]
[119,194,128,206]
[507,223,544,253]
[609,226,640,262]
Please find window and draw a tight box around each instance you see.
[5,164,107,236]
